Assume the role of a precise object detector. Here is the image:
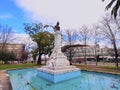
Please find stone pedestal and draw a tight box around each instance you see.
[37,28,80,83]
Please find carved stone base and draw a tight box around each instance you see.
[47,48,70,67]
[38,66,79,74]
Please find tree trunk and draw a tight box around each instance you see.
[95,46,98,66]
[37,52,42,65]
[107,22,119,68]
[84,41,87,65]
[69,46,72,65]
[112,35,119,68]
[113,42,119,68]
[115,55,119,68]
[4,60,8,64]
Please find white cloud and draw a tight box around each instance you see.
[11,33,30,43]
[14,0,109,30]
[10,33,36,50]
[10,33,35,45]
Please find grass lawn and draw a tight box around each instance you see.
[1,63,120,75]
[75,64,120,75]
[0,63,41,70]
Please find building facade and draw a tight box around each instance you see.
[0,43,25,60]
[62,44,110,62]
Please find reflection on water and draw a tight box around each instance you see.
[8,68,120,90]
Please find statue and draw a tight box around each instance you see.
[38,22,80,84]
[46,21,69,67]
[54,22,60,31]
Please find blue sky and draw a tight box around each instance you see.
[0,0,27,33]
[0,0,109,34]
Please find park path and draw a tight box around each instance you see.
[0,70,12,90]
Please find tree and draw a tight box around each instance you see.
[21,36,35,52]
[31,48,38,62]
[24,23,54,65]
[21,51,29,63]
[0,50,16,64]
[99,14,120,68]
[92,25,102,66]
[0,25,14,51]
[78,25,91,65]
[64,29,78,65]
[102,0,120,18]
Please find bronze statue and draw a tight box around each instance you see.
[54,22,60,31]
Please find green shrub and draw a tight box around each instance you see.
[0,51,16,64]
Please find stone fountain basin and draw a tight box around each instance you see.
[37,66,81,83]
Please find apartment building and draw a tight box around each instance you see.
[62,44,109,62]
[0,43,25,60]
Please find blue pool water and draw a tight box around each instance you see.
[8,68,120,90]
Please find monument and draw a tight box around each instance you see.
[37,22,80,83]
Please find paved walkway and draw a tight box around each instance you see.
[0,70,12,90]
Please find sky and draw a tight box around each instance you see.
[0,0,110,34]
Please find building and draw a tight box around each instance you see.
[0,43,25,60]
[62,44,109,62]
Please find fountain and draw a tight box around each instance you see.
[37,22,80,83]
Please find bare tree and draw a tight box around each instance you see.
[114,17,120,29]
[99,14,120,68]
[92,24,102,66]
[64,29,78,65]
[78,25,91,65]
[0,25,14,51]
[21,36,35,52]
